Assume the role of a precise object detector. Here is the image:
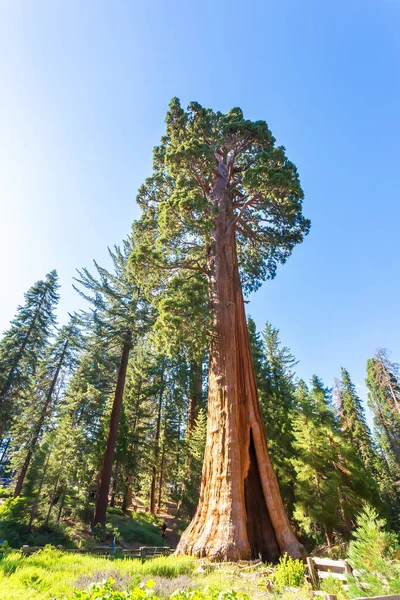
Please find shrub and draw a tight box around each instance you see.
[347,504,400,597]
[273,553,305,588]
[320,575,348,599]
[92,523,120,543]
[107,507,125,516]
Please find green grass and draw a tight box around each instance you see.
[0,546,197,600]
[110,512,163,546]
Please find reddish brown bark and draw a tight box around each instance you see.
[93,340,130,527]
[158,440,166,512]
[176,170,305,562]
[150,363,165,514]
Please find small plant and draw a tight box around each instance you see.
[273,553,305,588]
[71,577,157,599]
[92,523,120,543]
[0,540,11,559]
[170,589,250,600]
[320,575,348,599]
[347,505,400,597]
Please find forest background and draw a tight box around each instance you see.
[1,0,400,413]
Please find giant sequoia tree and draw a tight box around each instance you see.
[131,99,310,561]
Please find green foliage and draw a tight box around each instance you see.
[110,513,162,546]
[248,319,298,516]
[0,496,73,548]
[70,579,252,600]
[0,548,196,600]
[92,523,120,543]
[0,270,59,434]
[171,590,249,600]
[320,575,348,600]
[130,98,309,356]
[272,553,305,588]
[70,577,156,599]
[347,505,400,597]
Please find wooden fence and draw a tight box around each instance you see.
[20,544,173,560]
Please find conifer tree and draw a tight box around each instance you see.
[292,377,381,546]
[366,351,400,477]
[337,367,377,473]
[34,341,116,525]
[0,271,59,436]
[248,318,298,516]
[12,317,81,497]
[131,98,309,560]
[74,239,150,526]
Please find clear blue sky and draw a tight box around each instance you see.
[1,1,399,409]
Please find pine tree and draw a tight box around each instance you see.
[337,367,377,473]
[131,98,309,560]
[74,239,150,526]
[292,377,381,546]
[0,271,59,436]
[33,341,116,526]
[11,317,81,497]
[366,352,400,474]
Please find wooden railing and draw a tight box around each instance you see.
[20,544,173,560]
[306,557,400,600]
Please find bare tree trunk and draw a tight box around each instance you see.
[122,475,133,512]
[110,462,119,507]
[93,340,130,527]
[324,525,333,547]
[29,450,51,529]
[158,439,166,512]
[57,489,66,522]
[176,176,304,561]
[150,364,165,514]
[45,464,63,527]
[0,438,10,464]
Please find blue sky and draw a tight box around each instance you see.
[1,0,399,410]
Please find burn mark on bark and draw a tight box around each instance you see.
[245,431,280,562]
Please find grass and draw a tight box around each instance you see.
[0,547,197,599]
[109,511,164,546]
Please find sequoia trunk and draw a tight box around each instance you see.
[176,175,304,561]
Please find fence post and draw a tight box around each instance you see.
[306,556,319,589]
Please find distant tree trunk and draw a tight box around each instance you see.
[187,360,202,434]
[110,462,119,507]
[83,486,92,522]
[158,440,166,512]
[14,340,68,498]
[57,489,66,522]
[150,364,165,514]
[45,464,63,527]
[0,438,10,464]
[29,450,51,529]
[176,180,305,561]
[93,339,131,527]
[122,475,133,512]
[324,525,334,548]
